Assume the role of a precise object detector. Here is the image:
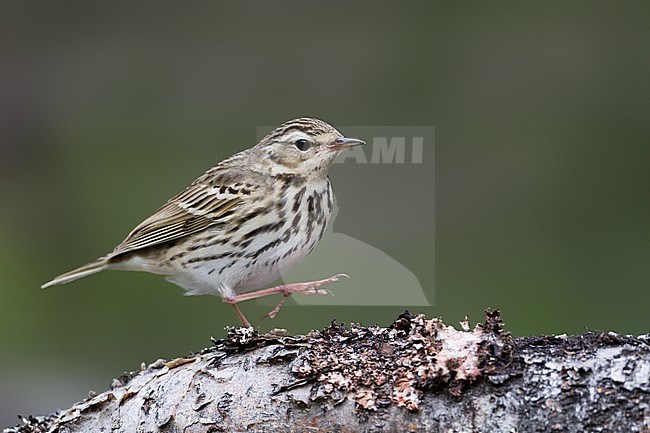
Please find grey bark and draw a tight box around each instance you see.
[4,311,650,433]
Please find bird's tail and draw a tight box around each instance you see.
[41,258,109,289]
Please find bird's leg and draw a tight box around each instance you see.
[223,274,348,325]
[231,273,347,302]
[229,302,252,328]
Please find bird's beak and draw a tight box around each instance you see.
[327,137,366,151]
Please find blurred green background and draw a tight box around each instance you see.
[1,0,649,427]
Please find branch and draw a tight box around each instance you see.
[5,311,650,433]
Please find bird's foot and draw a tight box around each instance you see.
[224,274,349,326]
[262,273,347,320]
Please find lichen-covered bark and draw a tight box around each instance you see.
[5,311,650,433]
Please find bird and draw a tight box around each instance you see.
[42,117,365,327]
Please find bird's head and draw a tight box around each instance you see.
[253,118,365,179]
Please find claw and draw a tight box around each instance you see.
[308,288,332,296]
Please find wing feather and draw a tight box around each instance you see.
[108,177,248,258]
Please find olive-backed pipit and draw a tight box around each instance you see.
[42,118,365,327]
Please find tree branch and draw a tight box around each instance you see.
[5,311,650,433]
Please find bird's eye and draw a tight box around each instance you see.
[294,139,312,151]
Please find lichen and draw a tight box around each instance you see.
[290,309,511,411]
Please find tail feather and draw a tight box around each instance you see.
[41,258,109,289]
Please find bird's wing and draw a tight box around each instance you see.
[109,169,254,258]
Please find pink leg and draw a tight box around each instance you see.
[223,274,348,326]
[230,303,252,328]
[229,274,348,302]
